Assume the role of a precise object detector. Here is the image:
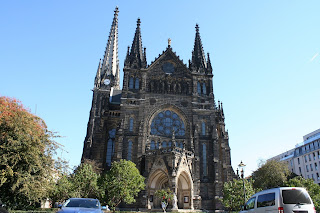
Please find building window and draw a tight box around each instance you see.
[317,173,319,180]
[201,122,206,136]
[315,162,318,170]
[314,153,317,161]
[312,174,315,180]
[162,141,167,148]
[202,83,206,95]
[135,78,139,89]
[309,154,312,161]
[127,140,133,161]
[297,158,300,165]
[311,164,313,171]
[203,143,207,176]
[129,118,134,132]
[197,82,201,94]
[106,129,116,166]
[305,155,308,163]
[129,77,134,89]
[318,151,320,159]
[299,167,302,174]
[150,110,185,136]
[306,165,309,172]
[150,140,155,150]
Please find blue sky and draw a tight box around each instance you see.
[1,1,319,175]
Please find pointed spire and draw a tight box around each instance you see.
[94,59,102,89]
[207,53,212,73]
[100,7,120,89]
[125,18,147,69]
[191,24,207,71]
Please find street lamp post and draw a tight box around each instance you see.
[238,161,246,205]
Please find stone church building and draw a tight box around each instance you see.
[82,7,236,211]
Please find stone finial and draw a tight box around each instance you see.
[168,38,171,47]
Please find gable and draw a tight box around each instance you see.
[147,47,191,79]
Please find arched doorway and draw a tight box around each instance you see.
[176,171,193,209]
[148,169,170,209]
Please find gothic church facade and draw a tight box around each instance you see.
[82,8,236,211]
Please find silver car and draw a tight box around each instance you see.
[240,187,315,213]
[58,198,104,213]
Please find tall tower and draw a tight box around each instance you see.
[82,7,121,166]
[82,8,236,211]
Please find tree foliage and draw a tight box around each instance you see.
[50,162,103,202]
[0,96,59,209]
[101,160,145,212]
[252,160,290,189]
[221,178,256,212]
[285,176,320,212]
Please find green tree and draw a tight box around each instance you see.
[221,178,256,212]
[101,159,145,212]
[252,160,290,190]
[50,162,103,203]
[285,176,320,212]
[71,162,102,198]
[0,96,59,209]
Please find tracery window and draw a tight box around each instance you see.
[202,83,207,95]
[127,140,133,161]
[197,82,201,94]
[129,77,134,89]
[202,122,206,136]
[129,118,134,132]
[106,129,116,166]
[150,140,155,150]
[150,110,185,136]
[203,143,207,176]
[135,78,139,89]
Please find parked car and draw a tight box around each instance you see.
[240,187,315,213]
[57,198,105,213]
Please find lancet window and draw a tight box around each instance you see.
[106,128,116,166]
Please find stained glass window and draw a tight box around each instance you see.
[135,78,139,89]
[197,82,201,94]
[129,118,133,132]
[150,110,185,136]
[106,129,116,166]
[202,83,206,95]
[150,140,155,150]
[127,140,132,161]
[202,122,206,136]
[129,77,134,89]
[203,143,207,176]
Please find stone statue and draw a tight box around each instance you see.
[172,192,178,209]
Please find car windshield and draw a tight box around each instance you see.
[282,189,311,204]
[64,199,100,209]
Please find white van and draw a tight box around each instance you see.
[240,187,315,213]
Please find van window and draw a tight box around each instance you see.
[257,193,275,207]
[282,189,311,204]
[244,197,256,210]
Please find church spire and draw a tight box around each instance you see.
[94,59,102,89]
[124,18,147,69]
[100,7,120,89]
[191,24,207,71]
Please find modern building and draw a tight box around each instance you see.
[268,128,320,185]
[81,7,236,211]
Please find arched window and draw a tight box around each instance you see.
[135,78,139,89]
[150,110,185,136]
[150,140,155,150]
[203,143,207,176]
[197,82,201,94]
[129,118,134,132]
[106,139,114,166]
[162,141,167,148]
[129,77,134,89]
[168,141,172,147]
[202,122,206,136]
[127,140,133,161]
[202,83,206,95]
